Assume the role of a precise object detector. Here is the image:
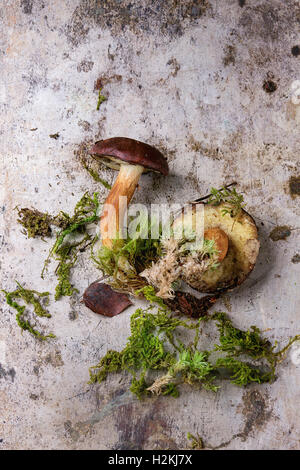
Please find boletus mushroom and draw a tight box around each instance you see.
[141,195,259,299]
[90,137,168,248]
[172,202,259,293]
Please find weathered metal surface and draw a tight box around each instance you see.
[0,0,299,450]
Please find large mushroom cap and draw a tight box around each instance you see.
[90,137,169,176]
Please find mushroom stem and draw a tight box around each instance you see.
[100,163,144,248]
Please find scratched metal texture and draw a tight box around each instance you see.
[0,0,299,450]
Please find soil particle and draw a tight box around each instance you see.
[269,225,291,241]
[291,254,300,264]
[238,0,246,6]
[291,45,300,57]
[289,176,300,197]
[165,292,220,318]
[263,80,277,93]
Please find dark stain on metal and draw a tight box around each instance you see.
[223,45,236,66]
[77,60,94,73]
[239,390,273,440]
[21,0,33,15]
[291,45,300,57]
[115,400,178,450]
[64,420,80,442]
[0,364,16,382]
[269,225,291,241]
[65,0,211,46]
[291,253,300,264]
[238,4,289,41]
[289,176,300,197]
[263,80,277,93]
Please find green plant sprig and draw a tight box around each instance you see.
[207,186,245,219]
[2,282,55,341]
[96,88,107,110]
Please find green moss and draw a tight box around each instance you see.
[16,207,52,238]
[93,217,162,294]
[96,88,107,110]
[81,157,112,189]
[16,207,70,239]
[2,282,55,341]
[187,432,204,450]
[42,192,101,300]
[89,306,300,399]
[207,186,245,218]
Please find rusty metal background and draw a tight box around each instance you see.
[0,0,299,449]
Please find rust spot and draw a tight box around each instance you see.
[94,74,123,90]
[289,176,300,197]
[263,80,277,93]
[269,225,291,242]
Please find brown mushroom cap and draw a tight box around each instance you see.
[90,137,169,176]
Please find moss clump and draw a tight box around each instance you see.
[16,207,69,239]
[207,186,245,219]
[89,303,300,399]
[42,192,101,300]
[92,218,162,294]
[2,282,55,341]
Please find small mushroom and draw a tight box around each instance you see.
[83,282,132,317]
[90,137,168,248]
